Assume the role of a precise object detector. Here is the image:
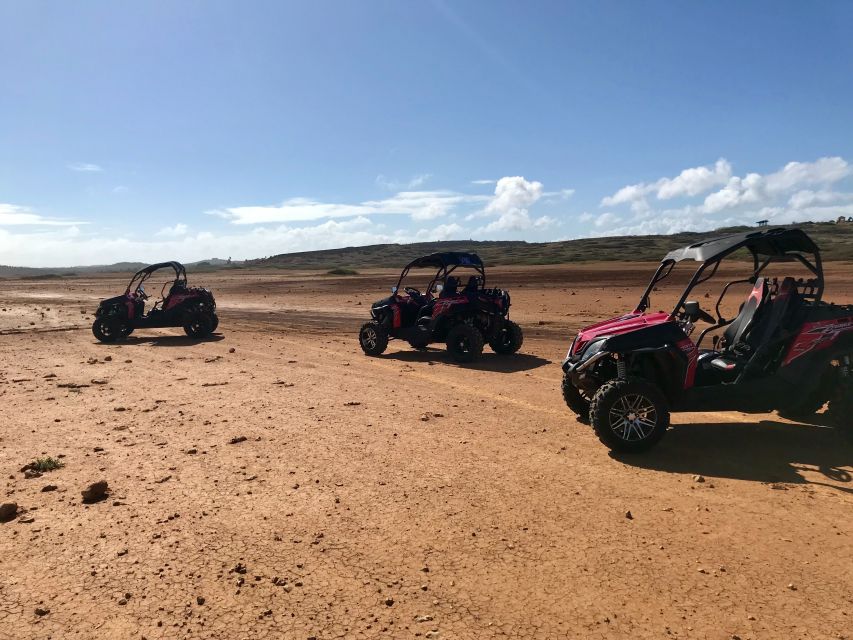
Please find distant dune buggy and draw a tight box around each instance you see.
[92,261,218,343]
[561,228,853,452]
[359,252,522,362]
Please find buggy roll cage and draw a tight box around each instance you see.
[394,252,486,295]
[636,228,824,319]
[125,261,188,296]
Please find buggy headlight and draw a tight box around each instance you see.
[579,337,608,363]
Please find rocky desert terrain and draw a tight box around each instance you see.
[1,262,851,640]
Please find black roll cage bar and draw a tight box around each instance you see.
[636,232,824,323]
[125,262,187,297]
[394,255,486,296]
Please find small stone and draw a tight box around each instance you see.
[420,414,430,421]
[625,510,633,520]
[186,448,198,455]
[41,485,58,492]
[384,598,394,606]
[0,503,19,522]
[229,436,247,444]
[196,596,205,605]
[118,598,127,606]
[81,480,109,504]
[229,347,236,353]
[104,355,112,361]
[787,583,797,591]
[693,475,705,483]
[34,607,50,616]
[24,469,42,479]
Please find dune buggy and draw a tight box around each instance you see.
[92,261,218,343]
[358,252,522,362]
[561,228,853,452]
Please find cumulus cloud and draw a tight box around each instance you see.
[474,176,556,232]
[471,179,495,185]
[601,159,731,208]
[0,203,85,227]
[589,156,853,237]
[68,162,103,172]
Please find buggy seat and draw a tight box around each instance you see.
[704,277,801,374]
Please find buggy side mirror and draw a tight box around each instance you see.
[683,301,701,322]
[391,286,398,295]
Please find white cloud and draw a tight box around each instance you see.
[155,223,189,237]
[471,179,495,185]
[656,159,731,199]
[217,190,489,225]
[601,159,731,208]
[68,162,103,172]
[787,189,853,209]
[578,212,594,223]
[703,157,851,213]
[474,176,555,232]
[0,203,85,227]
[594,212,622,228]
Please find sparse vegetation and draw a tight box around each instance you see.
[29,456,65,472]
[326,267,359,276]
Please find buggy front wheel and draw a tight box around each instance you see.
[489,320,523,354]
[590,378,669,452]
[359,321,388,356]
[184,312,214,339]
[92,318,124,343]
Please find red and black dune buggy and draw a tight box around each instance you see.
[92,261,218,343]
[358,252,523,362]
[561,228,853,452]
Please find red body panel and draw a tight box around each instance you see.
[782,317,853,365]
[572,312,672,355]
[675,337,699,389]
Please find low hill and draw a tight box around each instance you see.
[248,221,853,270]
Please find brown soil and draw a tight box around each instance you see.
[1,263,851,640]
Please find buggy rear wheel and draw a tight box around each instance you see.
[562,374,591,421]
[184,312,214,339]
[489,320,523,354]
[590,378,669,452]
[446,323,484,363]
[210,313,219,333]
[92,318,124,343]
[359,321,388,356]
[825,354,852,435]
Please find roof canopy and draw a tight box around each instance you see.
[663,228,819,263]
[404,252,484,270]
[132,261,186,278]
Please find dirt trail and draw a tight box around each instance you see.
[0,264,851,640]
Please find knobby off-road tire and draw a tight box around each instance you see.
[184,312,214,339]
[776,364,836,420]
[92,318,123,343]
[359,320,388,356]
[561,374,591,421]
[210,313,220,333]
[446,323,484,363]
[489,320,524,355]
[825,357,852,436]
[590,377,670,452]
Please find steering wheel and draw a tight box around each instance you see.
[404,287,421,298]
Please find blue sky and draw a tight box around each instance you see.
[1,0,852,266]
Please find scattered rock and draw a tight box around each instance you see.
[344,401,361,406]
[24,469,42,479]
[384,598,395,607]
[0,502,18,522]
[420,414,430,421]
[196,596,205,606]
[104,355,112,362]
[186,448,198,455]
[81,480,109,504]
[34,607,50,616]
[693,475,705,483]
[41,485,58,492]
[625,510,633,520]
[229,436,248,444]
[228,347,236,353]
[787,583,797,591]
